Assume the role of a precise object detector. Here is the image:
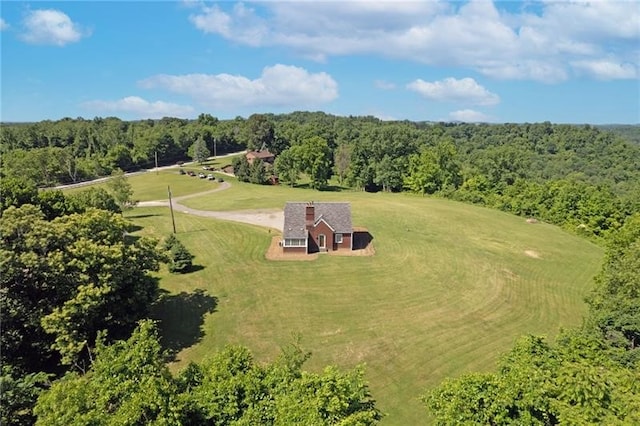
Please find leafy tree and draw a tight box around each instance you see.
[35,322,381,425]
[188,137,210,164]
[66,187,120,214]
[232,156,251,182]
[59,146,83,183]
[1,365,50,426]
[249,158,267,185]
[243,113,275,151]
[36,190,69,220]
[164,234,194,274]
[297,136,332,190]
[0,176,38,214]
[34,320,177,426]
[1,147,69,186]
[346,142,376,191]
[106,168,135,211]
[404,149,440,195]
[455,174,492,204]
[333,143,352,184]
[185,341,381,424]
[1,205,162,370]
[433,138,462,191]
[103,144,134,171]
[587,213,640,354]
[475,144,530,189]
[374,155,405,192]
[274,148,300,186]
[425,333,640,425]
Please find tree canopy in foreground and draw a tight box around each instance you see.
[34,321,381,425]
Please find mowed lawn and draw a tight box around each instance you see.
[124,175,603,425]
[64,155,238,202]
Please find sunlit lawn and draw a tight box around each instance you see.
[65,156,241,201]
[125,171,603,424]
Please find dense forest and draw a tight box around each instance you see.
[1,114,639,424]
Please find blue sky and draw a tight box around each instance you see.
[1,1,639,123]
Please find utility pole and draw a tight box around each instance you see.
[168,185,176,234]
[155,150,159,175]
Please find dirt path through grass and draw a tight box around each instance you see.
[137,181,284,231]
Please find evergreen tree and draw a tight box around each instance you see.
[188,137,210,164]
[232,156,251,182]
[164,234,194,273]
[249,159,267,184]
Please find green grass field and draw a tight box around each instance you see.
[116,173,603,424]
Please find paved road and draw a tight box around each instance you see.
[53,150,245,191]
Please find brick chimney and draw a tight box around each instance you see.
[305,202,315,229]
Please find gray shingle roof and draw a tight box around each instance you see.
[283,202,352,239]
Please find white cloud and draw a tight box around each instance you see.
[571,60,638,80]
[475,60,568,84]
[0,18,9,31]
[189,3,267,46]
[139,64,338,108]
[523,1,640,41]
[82,96,195,119]
[187,1,639,83]
[374,80,396,90]
[20,9,87,46]
[448,109,492,122]
[407,77,500,106]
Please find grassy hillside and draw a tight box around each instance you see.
[122,175,602,424]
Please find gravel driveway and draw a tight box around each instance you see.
[137,182,284,231]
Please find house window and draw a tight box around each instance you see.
[335,233,343,243]
[284,238,306,247]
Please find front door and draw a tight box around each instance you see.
[318,234,326,250]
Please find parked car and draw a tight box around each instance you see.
[198,173,206,178]
[207,174,215,180]
[217,177,224,183]
[187,171,196,176]
[202,166,210,170]
[179,169,186,175]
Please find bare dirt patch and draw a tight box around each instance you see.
[524,249,541,259]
